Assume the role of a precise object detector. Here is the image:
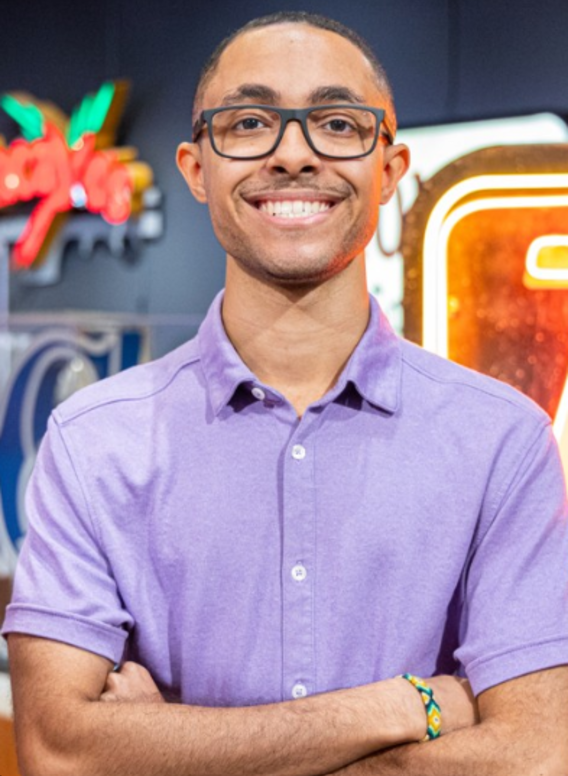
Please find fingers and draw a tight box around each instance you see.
[100,661,165,704]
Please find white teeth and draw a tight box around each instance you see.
[258,200,332,218]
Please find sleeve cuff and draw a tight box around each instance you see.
[1,603,128,663]
[466,636,568,696]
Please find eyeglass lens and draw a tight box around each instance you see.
[210,107,377,158]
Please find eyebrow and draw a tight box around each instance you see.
[220,85,281,106]
[308,86,366,104]
[218,83,367,107]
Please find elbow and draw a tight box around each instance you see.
[15,723,97,776]
[17,743,72,776]
[19,748,99,776]
[17,738,89,776]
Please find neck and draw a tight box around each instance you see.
[222,256,370,417]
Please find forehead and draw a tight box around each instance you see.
[202,23,382,107]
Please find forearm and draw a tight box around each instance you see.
[23,679,422,776]
[329,719,561,776]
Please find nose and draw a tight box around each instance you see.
[266,118,321,175]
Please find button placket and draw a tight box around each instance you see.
[281,421,318,701]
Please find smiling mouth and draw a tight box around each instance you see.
[245,191,342,221]
[256,199,333,218]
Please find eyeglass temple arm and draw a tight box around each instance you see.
[192,115,205,143]
[380,115,396,145]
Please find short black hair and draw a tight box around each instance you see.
[192,11,396,135]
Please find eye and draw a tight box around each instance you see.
[226,109,277,132]
[324,118,355,134]
[234,116,267,131]
[310,110,364,136]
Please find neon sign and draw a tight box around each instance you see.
[0,82,153,269]
[366,113,568,333]
[400,141,568,478]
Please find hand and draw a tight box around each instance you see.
[100,661,166,704]
[428,675,479,735]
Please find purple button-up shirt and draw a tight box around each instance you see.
[4,292,568,702]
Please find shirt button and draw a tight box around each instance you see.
[251,386,266,401]
[291,444,306,460]
[292,683,308,699]
[291,564,307,581]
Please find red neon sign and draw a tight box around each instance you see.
[0,82,152,269]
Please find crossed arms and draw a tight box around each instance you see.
[8,634,568,776]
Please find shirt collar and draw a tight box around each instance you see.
[198,290,402,416]
[198,291,257,415]
[334,294,401,414]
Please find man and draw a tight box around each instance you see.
[3,11,568,776]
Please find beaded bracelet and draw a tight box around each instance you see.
[400,673,442,741]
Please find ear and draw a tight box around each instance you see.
[176,142,208,203]
[380,143,410,205]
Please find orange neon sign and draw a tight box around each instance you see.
[404,160,568,477]
[0,82,152,269]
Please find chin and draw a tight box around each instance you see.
[232,243,353,282]
[248,257,349,287]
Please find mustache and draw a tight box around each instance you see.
[238,180,352,199]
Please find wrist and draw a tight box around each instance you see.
[399,674,442,741]
[392,676,431,742]
[363,677,428,748]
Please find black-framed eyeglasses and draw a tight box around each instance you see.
[192,104,395,160]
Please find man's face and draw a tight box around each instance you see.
[178,23,408,286]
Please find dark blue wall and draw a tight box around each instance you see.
[1,0,567,332]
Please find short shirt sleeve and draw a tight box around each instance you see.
[1,415,133,661]
[455,420,568,695]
